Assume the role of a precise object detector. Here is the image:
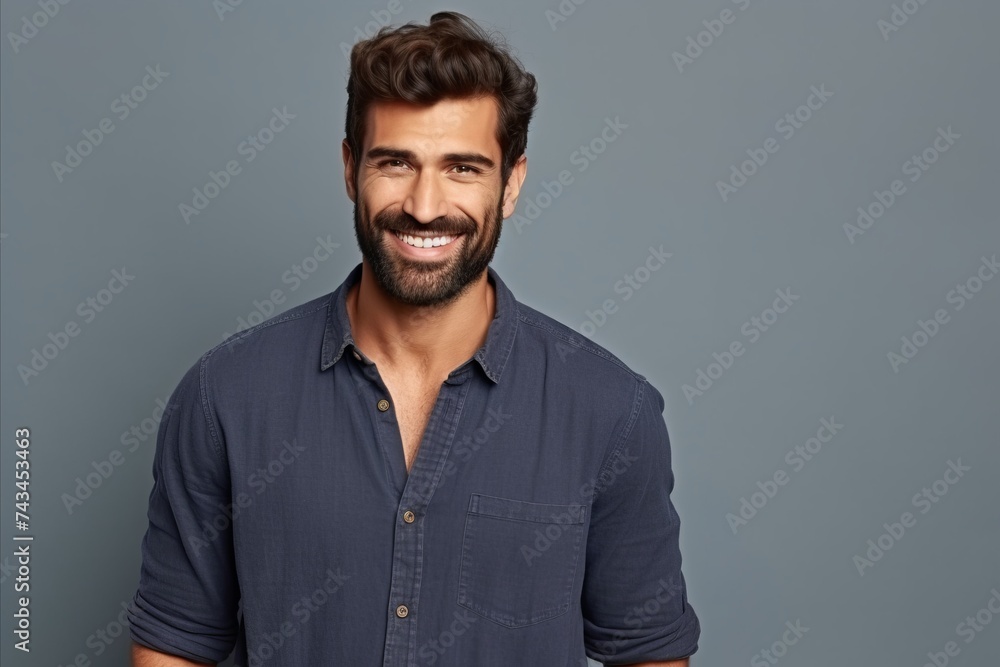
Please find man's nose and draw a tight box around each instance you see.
[401,170,449,223]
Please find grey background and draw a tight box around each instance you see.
[2,1,998,665]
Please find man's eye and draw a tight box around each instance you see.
[453,165,480,174]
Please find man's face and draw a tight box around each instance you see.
[343,96,524,307]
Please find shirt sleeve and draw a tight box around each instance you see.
[126,353,240,663]
[582,377,701,664]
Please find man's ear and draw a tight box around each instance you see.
[342,139,357,203]
[501,154,527,219]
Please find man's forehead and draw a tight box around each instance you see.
[364,96,499,155]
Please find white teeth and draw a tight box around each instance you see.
[394,231,457,249]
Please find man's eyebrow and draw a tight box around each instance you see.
[366,146,496,170]
[365,146,415,162]
[442,151,496,170]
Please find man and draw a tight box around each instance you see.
[128,11,700,666]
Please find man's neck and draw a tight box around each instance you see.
[346,261,495,381]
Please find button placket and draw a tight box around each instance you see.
[381,380,472,666]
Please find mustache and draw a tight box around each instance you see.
[372,209,475,236]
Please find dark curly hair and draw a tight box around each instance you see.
[344,11,538,188]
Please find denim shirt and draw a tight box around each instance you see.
[127,261,700,666]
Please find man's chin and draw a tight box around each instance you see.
[381,274,465,308]
[384,245,457,273]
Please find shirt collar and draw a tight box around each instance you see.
[320,261,518,383]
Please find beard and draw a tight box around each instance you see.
[352,190,505,308]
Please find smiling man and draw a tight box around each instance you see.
[128,11,700,666]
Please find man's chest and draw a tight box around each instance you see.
[221,367,614,505]
[379,372,442,473]
[224,371,619,612]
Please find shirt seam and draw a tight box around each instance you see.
[219,298,330,352]
[490,299,520,382]
[594,375,646,498]
[515,311,646,382]
[198,353,226,464]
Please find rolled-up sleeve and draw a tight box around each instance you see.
[582,377,701,664]
[126,353,239,663]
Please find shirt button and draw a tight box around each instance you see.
[377,398,390,412]
[402,510,415,523]
[395,604,409,618]
[352,350,361,361]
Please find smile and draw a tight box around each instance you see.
[391,230,462,249]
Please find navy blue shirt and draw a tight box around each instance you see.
[127,261,700,666]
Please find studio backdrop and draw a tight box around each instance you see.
[1,1,998,665]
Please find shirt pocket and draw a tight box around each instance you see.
[457,493,588,629]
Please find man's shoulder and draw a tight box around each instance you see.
[514,300,649,391]
[512,300,669,439]
[200,290,333,372]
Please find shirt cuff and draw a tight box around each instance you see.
[127,590,234,664]
[584,597,700,665]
